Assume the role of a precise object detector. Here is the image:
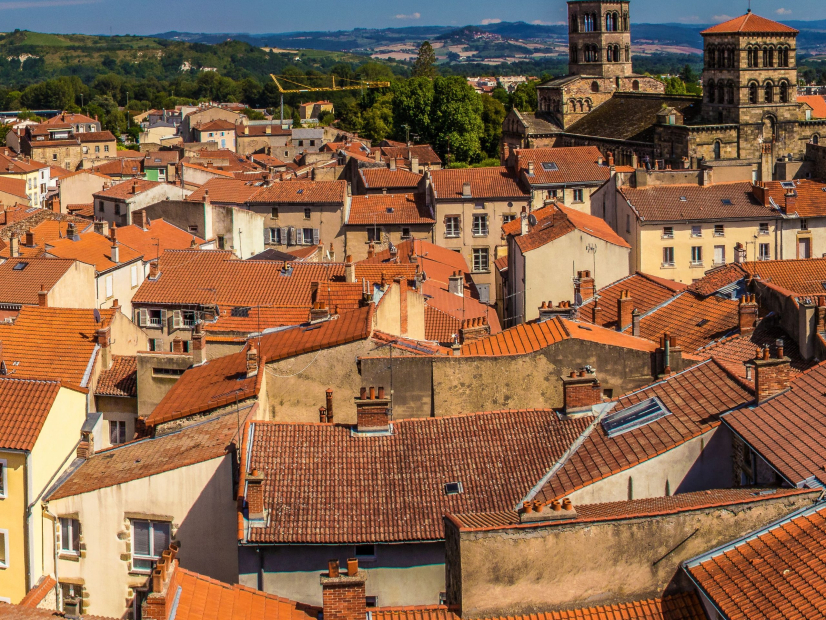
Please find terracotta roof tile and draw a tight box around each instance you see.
[18,577,57,608]
[48,411,245,500]
[0,603,115,620]
[516,146,611,186]
[93,179,165,200]
[245,409,592,543]
[504,204,630,253]
[535,359,753,502]
[76,131,116,143]
[424,304,460,344]
[360,168,423,189]
[0,217,92,259]
[249,180,347,204]
[620,182,773,222]
[195,119,237,131]
[753,179,826,218]
[686,263,747,296]
[205,307,312,335]
[187,178,262,204]
[742,257,826,297]
[422,287,501,335]
[0,257,77,306]
[42,113,97,126]
[116,218,204,259]
[95,355,137,397]
[66,203,94,217]
[89,159,141,176]
[181,162,236,178]
[0,377,62,451]
[0,176,30,200]
[798,95,826,119]
[379,145,441,165]
[430,167,527,200]
[579,272,685,329]
[45,230,143,272]
[348,193,434,225]
[686,504,826,620]
[701,12,799,34]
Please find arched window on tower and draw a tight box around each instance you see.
[623,12,629,30]
[707,46,716,69]
[713,141,721,160]
[570,14,579,33]
[727,82,735,104]
[591,81,600,93]
[718,80,726,104]
[707,80,716,104]
[765,82,774,103]
[729,47,736,68]
[583,13,595,32]
[780,82,789,103]
[624,45,630,61]
[746,46,754,68]
[779,47,790,67]
[570,46,578,63]
[749,83,758,104]
[606,12,618,31]
[813,134,820,145]
[632,80,640,91]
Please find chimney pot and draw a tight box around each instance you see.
[360,386,367,399]
[319,406,328,423]
[328,560,340,578]
[326,388,334,422]
[369,386,376,400]
[347,558,359,576]
[378,386,385,399]
[38,284,48,308]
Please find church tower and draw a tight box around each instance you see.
[567,0,632,78]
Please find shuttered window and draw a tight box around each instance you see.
[131,520,170,573]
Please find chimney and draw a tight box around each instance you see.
[459,316,491,344]
[389,244,398,262]
[171,338,184,354]
[739,294,758,335]
[574,270,595,303]
[396,277,408,336]
[141,544,181,620]
[389,158,396,171]
[149,260,161,280]
[562,369,602,414]
[110,243,119,264]
[656,333,682,376]
[329,242,336,262]
[631,308,641,337]
[785,190,797,214]
[246,346,259,378]
[76,429,94,460]
[538,300,576,322]
[97,326,112,370]
[244,124,249,135]
[367,242,375,259]
[752,343,791,402]
[355,386,392,432]
[592,303,602,325]
[131,180,138,195]
[245,468,265,521]
[518,497,578,524]
[191,322,206,365]
[527,161,535,175]
[203,189,211,206]
[462,182,471,199]
[9,234,18,258]
[310,301,330,322]
[66,222,77,241]
[265,125,271,135]
[37,284,48,308]
[93,220,105,235]
[133,209,147,230]
[817,297,826,333]
[344,256,356,283]
[411,157,419,174]
[321,559,367,620]
[63,599,81,620]
[448,271,464,296]
[24,229,34,246]
[700,167,712,187]
[325,388,334,423]
[617,290,634,331]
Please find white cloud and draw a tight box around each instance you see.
[480,18,501,25]
[531,19,565,26]
[393,12,421,20]
[0,0,99,8]
[776,7,792,15]
[712,14,734,21]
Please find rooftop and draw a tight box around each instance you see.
[0,257,77,306]
[515,146,611,186]
[430,167,527,200]
[347,193,434,225]
[360,167,423,189]
[116,217,205,260]
[93,179,164,200]
[743,257,826,297]
[753,179,826,218]
[0,377,62,451]
[95,355,137,398]
[798,95,826,119]
[45,229,143,273]
[248,180,347,205]
[579,272,686,330]
[686,263,747,297]
[76,131,116,143]
[620,182,773,223]
[701,11,799,35]
[187,178,262,204]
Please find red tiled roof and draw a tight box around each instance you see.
[249,180,347,204]
[686,263,747,296]
[187,178,262,204]
[494,255,508,272]
[117,218,204,260]
[19,577,57,608]
[701,12,799,35]
[195,119,237,132]
[93,179,163,200]
[686,504,826,620]
[461,317,657,356]
[753,179,826,218]
[239,125,291,138]
[66,203,94,217]
[42,112,97,126]
[45,230,143,272]
[95,355,137,397]
[380,145,442,166]
[0,306,114,386]
[424,304,459,344]
[182,162,236,178]
[205,307,312,335]
[422,286,501,335]
[250,154,288,167]
[90,159,142,176]
[798,95,826,119]
[0,257,76,306]
[0,176,30,200]
[0,378,62,451]
[743,258,826,297]
[144,151,179,165]
[620,182,772,222]
[49,410,245,500]
[360,168,423,189]
[580,272,685,329]
[724,360,826,487]
[430,167,527,200]
[535,359,753,502]
[504,204,630,253]
[245,409,592,543]
[0,153,46,174]
[347,193,434,225]
[516,146,611,185]
[1,219,90,259]
[375,594,706,620]
[76,131,116,143]
[0,603,115,620]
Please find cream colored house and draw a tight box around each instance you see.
[42,411,246,618]
[593,169,779,284]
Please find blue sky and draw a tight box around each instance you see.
[3,0,823,34]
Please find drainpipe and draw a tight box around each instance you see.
[24,452,33,592]
[43,507,60,610]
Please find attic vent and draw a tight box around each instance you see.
[696,318,710,327]
[602,396,672,438]
[679,196,687,202]
[444,482,464,495]
[12,262,27,270]
[231,307,251,317]
[280,263,293,277]
[541,162,559,171]
[721,199,733,205]
[781,181,796,189]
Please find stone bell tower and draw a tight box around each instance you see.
[567,0,632,78]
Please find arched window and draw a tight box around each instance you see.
[749,83,758,104]
[584,98,592,112]
[623,12,629,30]
[779,47,790,67]
[570,46,578,63]
[813,134,820,145]
[780,82,789,103]
[718,80,727,103]
[727,82,735,104]
[583,13,594,31]
[570,14,579,33]
[591,81,600,93]
[765,82,774,103]
[624,45,630,61]
[632,79,640,91]
[763,47,774,68]
[606,46,613,62]
[746,46,754,68]
[713,141,721,160]
[569,100,577,113]
[707,80,716,103]
[707,46,716,69]
[717,48,724,68]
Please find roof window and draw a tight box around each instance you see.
[697,318,710,327]
[386,207,395,213]
[280,263,293,277]
[444,482,464,495]
[541,162,559,171]
[780,181,796,189]
[721,199,733,205]
[679,196,687,201]
[297,189,304,195]
[12,262,27,270]
[602,396,672,438]
[231,307,250,317]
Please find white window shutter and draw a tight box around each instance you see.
[172,310,182,329]
[280,227,288,245]
[105,275,113,298]
[312,229,320,245]
[138,308,147,327]
[296,228,304,245]
[266,228,272,244]
[131,265,138,287]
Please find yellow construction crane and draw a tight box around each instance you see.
[270,74,390,123]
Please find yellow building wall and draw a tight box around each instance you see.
[0,451,28,603]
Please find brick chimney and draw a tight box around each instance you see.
[818,297,826,333]
[752,342,791,402]
[459,316,490,344]
[574,270,595,303]
[310,301,330,322]
[344,256,356,284]
[321,559,367,620]
[592,303,602,325]
[448,270,464,296]
[785,189,797,214]
[355,386,391,432]
[148,260,161,280]
[93,220,105,235]
[631,308,641,337]
[462,182,471,199]
[329,242,336,262]
[191,322,206,365]
[538,300,576,322]
[411,157,419,174]
[246,346,259,378]
[97,326,112,371]
[141,543,181,620]
[562,369,602,414]
[24,228,34,247]
[8,234,18,258]
[37,284,48,308]
[527,161,535,176]
[396,277,408,336]
[617,290,634,331]
[739,294,758,335]
[656,333,682,376]
[367,242,375,259]
[133,209,147,230]
[76,429,94,460]
[245,469,265,521]
[325,388,334,423]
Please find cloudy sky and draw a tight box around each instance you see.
[1,0,821,34]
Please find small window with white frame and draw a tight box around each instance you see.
[0,529,8,568]
[59,517,80,555]
[691,225,702,237]
[759,222,770,235]
[662,246,675,267]
[471,214,488,236]
[691,246,703,266]
[0,459,6,498]
[801,219,809,231]
[109,420,126,445]
[759,243,770,260]
[572,188,584,202]
[714,224,725,237]
[444,216,460,238]
[472,247,489,272]
[662,226,673,239]
[131,519,171,573]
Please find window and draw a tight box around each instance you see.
[304,208,311,220]
[471,214,488,236]
[626,214,631,233]
[302,228,316,245]
[0,529,6,568]
[217,235,225,249]
[691,246,703,266]
[759,222,770,235]
[60,583,82,613]
[749,83,758,104]
[52,153,58,161]
[691,225,702,238]
[0,460,5,498]
[801,219,809,231]
[267,228,281,244]
[602,396,671,437]
[104,145,110,153]
[765,83,774,104]
[98,201,104,213]
[401,227,411,239]
[94,145,100,153]
[298,140,304,147]
[472,248,489,272]
[131,520,171,573]
[445,216,460,238]
[366,597,379,608]
[662,226,673,239]
[310,140,316,147]
[271,207,278,219]
[780,82,789,103]
[109,420,126,445]
[60,517,80,554]
[713,141,721,160]
[502,214,516,225]
[759,243,770,260]
[152,367,185,377]
[573,189,584,202]
[354,544,376,560]
[714,245,726,266]
[662,247,675,267]
[105,275,113,299]
[148,339,163,352]
[444,482,464,495]
[714,224,725,237]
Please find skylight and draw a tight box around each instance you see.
[679,196,687,201]
[721,199,733,205]
[444,482,464,495]
[602,396,672,438]
[231,307,250,317]
[541,162,559,171]
[780,181,796,189]
[12,262,27,270]
[697,318,710,327]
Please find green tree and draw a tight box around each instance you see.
[412,41,437,79]
[391,77,434,143]
[292,108,302,128]
[510,80,537,112]
[361,94,394,142]
[430,76,484,164]
[480,94,506,159]
[491,86,510,107]
[664,76,686,95]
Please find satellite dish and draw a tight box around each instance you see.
[528,214,537,227]
[93,308,101,323]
